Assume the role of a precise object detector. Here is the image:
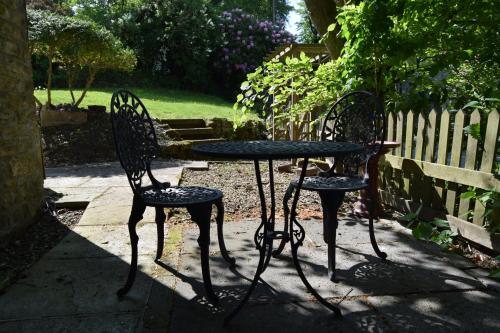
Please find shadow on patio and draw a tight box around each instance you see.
[1,211,498,332]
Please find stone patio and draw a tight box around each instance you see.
[0,160,499,332]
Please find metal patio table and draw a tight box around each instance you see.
[192,140,363,324]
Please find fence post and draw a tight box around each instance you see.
[473,109,499,225]
[458,109,480,220]
[445,110,465,215]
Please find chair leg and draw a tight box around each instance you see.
[215,199,236,267]
[155,207,167,261]
[367,188,387,259]
[117,196,146,298]
[187,203,218,303]
[319,191,345,282]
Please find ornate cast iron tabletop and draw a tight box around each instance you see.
[192,140,363,325]
[192,140,363,160]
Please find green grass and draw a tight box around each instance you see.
[34,87,254,120]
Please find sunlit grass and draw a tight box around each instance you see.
[34,87,255,120]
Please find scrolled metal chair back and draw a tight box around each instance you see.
[110,90,158,193]
[320,91,385,176]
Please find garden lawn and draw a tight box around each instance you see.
[34,87,255,120]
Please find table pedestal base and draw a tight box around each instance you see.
[224,159,342,325]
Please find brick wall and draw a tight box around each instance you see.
[0,0,44,240]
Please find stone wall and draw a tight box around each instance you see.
[0,0,44,241]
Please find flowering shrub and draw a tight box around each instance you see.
[212,8,294,96]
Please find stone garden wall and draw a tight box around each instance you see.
[0,0,44,241]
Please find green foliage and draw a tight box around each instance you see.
[27,9,136,106]
[54,0,293,93]
[236,53,318,134]
[460,188,500,234]
[400,206,457,250]
[332,0,500,110]
[235,52,349,135]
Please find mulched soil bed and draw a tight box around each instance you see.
[42,112,170,167]
[42,112,117,167]
[0,207,84,294]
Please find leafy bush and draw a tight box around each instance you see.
[400,206,457,250]
[460,188,500,234]
[235,52,347,136]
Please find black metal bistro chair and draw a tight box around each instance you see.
[275,91,387,280]
[110,90,235,302]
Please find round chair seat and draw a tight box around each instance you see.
[291,175,368,192]
[140,186,223,207]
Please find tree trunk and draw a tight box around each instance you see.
[74,67,96,108]
[0,0,44,240]
[304,0,343,59]
[66,67,77,105]
[46,49,53,107]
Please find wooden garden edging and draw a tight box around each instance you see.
[379,108,499,249]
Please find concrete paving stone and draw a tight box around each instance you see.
[140,267,177,332]
[175,221,483,306]
[169,293,386,333]
[306,217,411,246]
[46,186,104,207]
[464,268,500,293]
[44,160,206,192]
[367,290,500,332]
[300,217,476,270]
[78,203,157,226]
[45,222,159,259]
[0,313,139,333]
[85,187,134,208]
[301,242,484,297]
[0,257,157,320]
[181,220,261,255]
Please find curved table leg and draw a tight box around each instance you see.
[272,183,294,257]
[225,159,274,325]
[289,159,342,316]
[367,187,387,259]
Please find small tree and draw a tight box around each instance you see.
[28,9,76,106]
[28,9,136,108]
[59,25,136,107]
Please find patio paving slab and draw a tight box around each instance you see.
[367,290,500,332]
[172,221,484,308]
[2,160,498,332]
[0,313,138,333]
[44,160,208,207]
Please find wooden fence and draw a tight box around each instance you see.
[379,108,499,227]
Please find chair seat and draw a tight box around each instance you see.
[140,185,223,207]
[291,175,368,192]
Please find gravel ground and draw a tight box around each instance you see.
[171,161,360,222]
[0,207,84,294]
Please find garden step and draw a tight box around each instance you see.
[165,127,215,140]
[161,118,206,129]
[158,138,226,160]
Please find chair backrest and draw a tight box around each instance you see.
[320,91,385,174]
[110,90,158,193]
